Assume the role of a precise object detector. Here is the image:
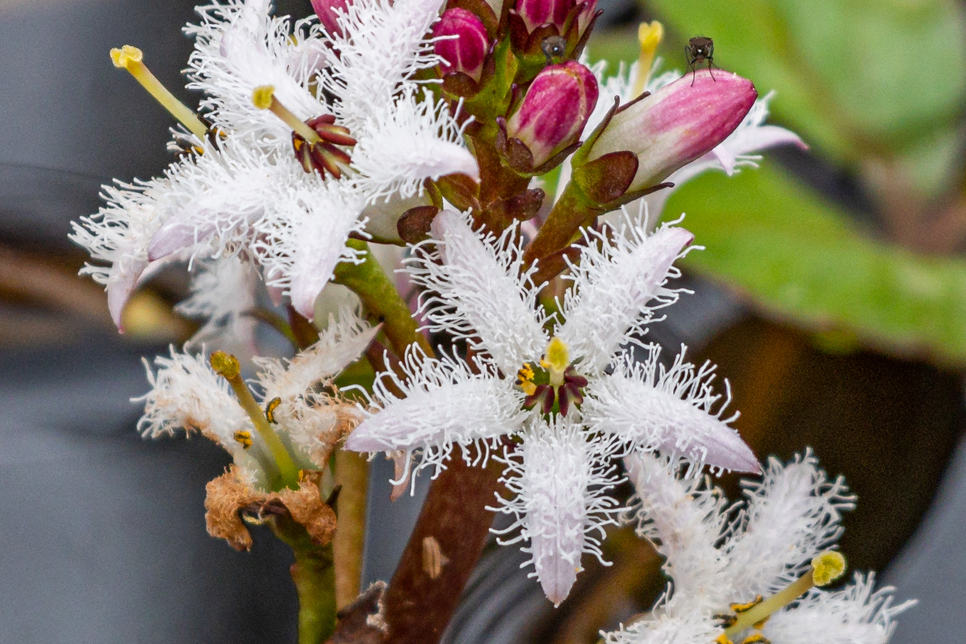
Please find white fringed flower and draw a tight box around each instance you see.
[74,0,478,323]
[137,306,376,490]
[604,451,914,644]
[346,209,757,604]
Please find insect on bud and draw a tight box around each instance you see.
[505,61,598,168]
[433,8,489,82]
[585,70,756,194]
[311,0,352,36]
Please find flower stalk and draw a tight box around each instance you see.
[110,45,208,140]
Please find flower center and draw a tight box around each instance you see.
[251,85,356,179]
[715,551,848,644]
[516,337,588,416]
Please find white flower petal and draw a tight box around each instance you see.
[408,210,549,375]
[558,220,693,373]
[345,349,526,463]
[584,347,758,473]
[492,418,621,605]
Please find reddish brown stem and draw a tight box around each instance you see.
[381,453,505,643]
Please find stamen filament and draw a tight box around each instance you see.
[631,21,664,98]
[724,552,847,638]
[252,85,322,144]
[210,351,301,490]
[110,45,208,141]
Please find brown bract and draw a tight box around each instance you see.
[205,467,337,551]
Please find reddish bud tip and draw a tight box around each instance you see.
[312,0,351,36]
[589,70,757,192]
[433,8,490,82]
[506,61,599,167]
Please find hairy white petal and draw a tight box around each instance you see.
[255,305,377,403]
[352,88,478,203]
[584,348,757,473]
[558,220,693,373]
[764,574,915,644]
[602,611,717,644]
[176,256,260,360]
[624,453,731,603]
[493,419,622,605]
[254,179,368,319]
[345,349,526,467]
[323,0,446,132]
[725,451,856,597]
[408,210,549,375]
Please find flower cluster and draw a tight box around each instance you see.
[604,451,914,644]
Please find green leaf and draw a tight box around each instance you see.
[665,164,966,366]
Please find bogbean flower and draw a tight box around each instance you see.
[346,209,758,604]
[604,451,914,644]
[138,306,378,550]
[71,0,479,327]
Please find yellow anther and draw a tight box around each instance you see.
[740,634,770,644]
[265,397,282,424]
[730,596,763,613]
[233,430,253,448]
[251,86,322,144]
[632,20,664,98]
[516,364,538,396]
[109,44,208,141]
[714,634,734,644]
[210,351,241,379]
[811,551,847,586]
[545,337,570,386]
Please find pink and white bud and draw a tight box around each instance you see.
[588,70,757,193]
[514,0,572,32]
[433,8,489,82]
[506,61,598,167]
[312,0,351,36]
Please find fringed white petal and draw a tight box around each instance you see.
[624,453,731,603]
[352,88,478,203]
[724,450,856,598]
[70,177,167,328]
[176,256,260,360]
[186,0,327,143]
[408,210,549,375]
[601,611,718,644]
[492,418,621,605]
[255,304,377,402]
[323,0,446,132]
[345,348,526,469]
[584,347,757,473]
[764,574,915,644]
[558,219,693,373]
[254,178,368,319]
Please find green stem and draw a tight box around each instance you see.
[522,180,601,267]
[333,450,369,608]
[272,515,338,644]
[334,239,433,357]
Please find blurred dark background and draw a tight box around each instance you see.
[2,0,965,642]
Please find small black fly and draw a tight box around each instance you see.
[685,36,717,86]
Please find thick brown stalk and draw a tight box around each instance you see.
[381,453,505,643]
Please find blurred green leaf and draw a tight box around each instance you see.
[665,164,966,366]
[642,0,966,191]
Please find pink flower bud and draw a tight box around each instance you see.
[506,61,598,168]
[433,8,489,82]
[587,70,757,192]
[312,0,351,36]
[514,0,572,32]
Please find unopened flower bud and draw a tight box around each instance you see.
[312,0,351,36]
[506,61,598,168]
[433,8,489,82]
[515,0,572,32]
[586,70,756,193]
